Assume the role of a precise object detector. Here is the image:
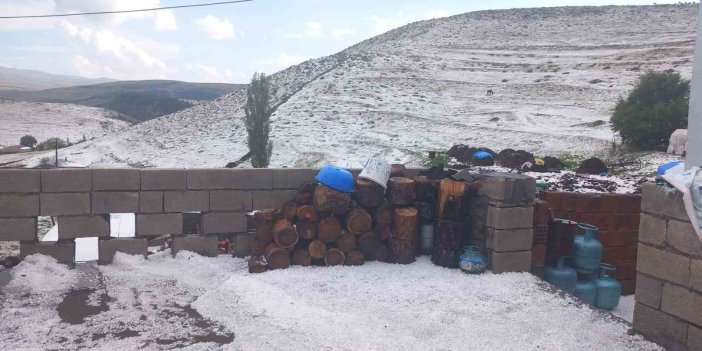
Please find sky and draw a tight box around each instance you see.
[0,0,685,84]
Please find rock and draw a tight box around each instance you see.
[543,156,564,171]
[497,149,535,169]
[576,157,608,174]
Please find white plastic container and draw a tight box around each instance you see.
[358,158,391,189]
[692,170,702,223]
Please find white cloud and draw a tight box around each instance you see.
[196,15,236,40]
[331,28,354,39]
[284,22,354,40]
[0,0,56,30]
[54,0,161,25]
[261,52,308,72]
[368,9,451,35]
[304,21,324,38]
[154,10,177,31]
[184,63,245,83]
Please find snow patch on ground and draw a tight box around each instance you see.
[5,254,78,294]
[612,295,636,323]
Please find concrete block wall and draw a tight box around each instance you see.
[540,191,641,294]
[634,182,702,351]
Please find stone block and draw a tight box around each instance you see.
[92,169,141,191]
[691,260,702,293]
[98,238,148,265]
[40,193,90,216]
[0,217,36,241]
[92,192,139,214]
[667,219,702,256]
[0,169,40,193]
[689,325,702,351]
[139,191,163,213]
[187,169,230,189]
[58,215,110,239]
[141,169,186,190]
[489,250,531,273]
[487,228,533,252]
[641,182,689,221]
[41,169,92,192]
[136,213,182,236]
[164,191,209,212]
[252,190,297,209]
[235,232,253,257]
[487,205,534,230]
[662,283,702,326]
[209,190,252,211]
[171,235,218,257]
[202,212,246,233]
[20,240,75,265]
[633,302,688,350]
[0,194,39,217]
[637,243,690,286]
[635,273,663,309]
[272,168,317,189]
[230,169,272,190]
[475,172,535,204]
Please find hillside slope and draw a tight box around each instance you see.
[0,66,112,91]
[29,4,698,168]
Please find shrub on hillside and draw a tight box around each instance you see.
[19,135,37,148]
[611,70,689,150]
[36,138,68,151]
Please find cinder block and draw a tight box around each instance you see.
[136,213,182,236]
[92,169,140,191]
[272,168,317,189]
[20,240,75,265]
[0,194,39,217]
[661,283,702,326]
[230,169,272,190]
[633,302,688,350]
[141,169,186,190]
[92,192,139,213]
[164,191,209,212]
[0,169,40,193]
[641,182,689,221]
[41,169,92,192]
[691,260,702,293]
[98,238,148,264]
[637,244,690,286]
[235,232,253,257]
[139,191,163,213]
[58,215,110,239]
[203,212,246,233]
[490,250,531,273]
[0,217,37,241]
[476,172,535,204]
[689,325,702,351]
[667,219,702,256]
[252,190,297,209]
[487,205,534,230]
[638,214,666,246]
[171,234,218,257]
[487,228,533,252]
[635,273,663,309]
[40,193,90,216]
[187,169,231,189]
[603,246,637,263]
[209,190,252,211]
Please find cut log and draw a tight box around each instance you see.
[345,250,365,266]
[324,248,345,266]
[317,216,342,243]
[392,207,418,242]
[355,178,385,207]
[296,220,317,240]
[280,201,300,222]
[296,205,318,222]
[371,244,389,262]
[248,255,268,273]
[295,181,317,205]
[358,232,380,255]
[265,243,290,270]
[308,239,327,259]
[251,209,276,243]
[433,219,465,251]
[373,201,394,224]
[336,232,358,253]
[437,179,467,221]
[374,223,392,241]
[388,239,415,264]
[291,247,312,266]
[345,208,372,235]
[313,184,351,215]
[390,164,406,177]
[431,248,459,268]
[250,239,268,256]
[272,219,299,249]
[387,177,416,205]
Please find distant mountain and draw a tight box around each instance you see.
[0,80,245,122]
[0,66,113,91]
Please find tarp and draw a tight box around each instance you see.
[661,166,702,241]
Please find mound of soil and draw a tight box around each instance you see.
[576,158,608,174]
[497,149,535,169]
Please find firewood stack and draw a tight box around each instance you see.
[431,179,468,268]
[248,166,425,273]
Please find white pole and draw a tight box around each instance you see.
[686,5,702,168]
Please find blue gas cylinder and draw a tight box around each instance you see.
[544,256,577,293]
[573,272,597,305]
[459,246,487,274]
[594,263,621,310]
[572,223,603,274]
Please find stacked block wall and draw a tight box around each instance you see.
[540,191,641,294]
[633,183,702,351]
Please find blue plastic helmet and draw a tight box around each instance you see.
[316,165,354,192]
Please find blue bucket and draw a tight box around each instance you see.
[316,165,354,193]
[473,151,492,159]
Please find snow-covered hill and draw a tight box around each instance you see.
[0,100,131,148]
[28,4,698,168]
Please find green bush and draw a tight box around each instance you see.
[611,70,689,150]
[36,138,68,151]
[19,135,37,148]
